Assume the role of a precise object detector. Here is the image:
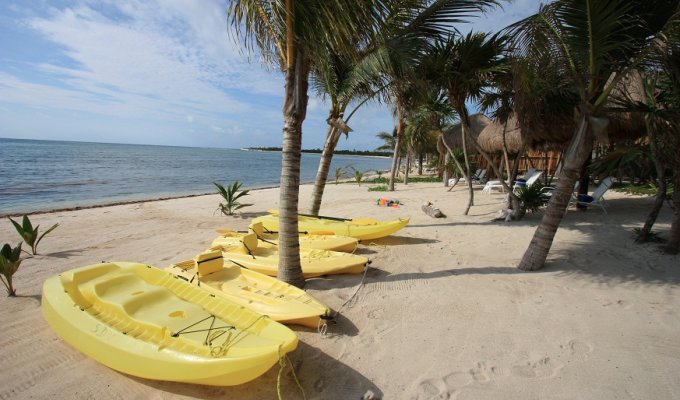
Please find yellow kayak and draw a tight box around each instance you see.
[209,232,369,278]
[253,212,410,240]
[246,221,358,253]
[215,222,358,253]
[167,250,331,328]
[42,262,297,386]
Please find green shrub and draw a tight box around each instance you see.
[0,243,23,297]
[214,181,252,216]
[334,167,345,184]
[9,215,59,255]
[368,185,389,192]
[515,184,548,213]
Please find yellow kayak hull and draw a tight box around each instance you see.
[167,251,331,328]
[245,222,359,253]
[209,233,368,278]
[42,262,297,386]
[253,213,410,241]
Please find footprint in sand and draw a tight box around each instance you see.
[415,379,458,400]
[560,339,594,362]
[598,298,633,310]
[511,356,564,378]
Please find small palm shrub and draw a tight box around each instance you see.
[334,167,345,184]
[214,181,253,216]
[9,215,59,255]
[515,184,548,214]
[349,166,364,186]
[0,243,23,297]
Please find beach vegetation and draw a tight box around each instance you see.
[349,166,364,186]
[505,0,678,270]
[334,167,345,185]
[368,185,389,192]
[214,181,252,216]
[0,243,23,297]
[515,184,548,214]
[9,215,59,255]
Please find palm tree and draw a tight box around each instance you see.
[308,53,381,216]
[227,1,391,287]
[364,1,502,191]
[507,0,679,270]
[423,32,508,214]
[375,130,397,152]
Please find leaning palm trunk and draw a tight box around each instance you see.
[309,124,340,215]
[278,48,309,288]
[665,171,680,254]
[460,119,474,215]
[637,117,667,242]
[388,109,404,191]
[519,115,593,271]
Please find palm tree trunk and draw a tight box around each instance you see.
[388,107,404,191]
[309,124,340,215]
[518,116,593,271]
[418,152,424,175]
[403,152,410,184]
[278,45,309,288]
[458,111,474,215]
[637,117,667,242]
[664,170,680,254]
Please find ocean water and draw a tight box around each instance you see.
[0,138,391,215]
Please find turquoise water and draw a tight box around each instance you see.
[0,138,391,215]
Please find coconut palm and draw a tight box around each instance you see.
[422,31,508,214]
[506,0,679,270]
[227,0,392,287]
[308,53,382,216]
[364,1,502,191]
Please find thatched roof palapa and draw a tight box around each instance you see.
[477,115,523,154]
[438,113,491,153]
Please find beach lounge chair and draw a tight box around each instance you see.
[447,169,486,189]
[567,177,615,214]
[483,169,540,194]
[512,171,543,192]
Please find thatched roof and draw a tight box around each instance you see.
[438,113,491,152]
[518,70,647,149]
[477,115,524,154]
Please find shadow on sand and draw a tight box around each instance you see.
[133,341,381,399]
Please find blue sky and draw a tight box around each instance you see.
[0,0,538,150]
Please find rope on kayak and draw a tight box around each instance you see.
[277,346,306,400]
[240,239,256,259]
[226,258,249,269]
[319,261,371,337]
[171,315,234,343]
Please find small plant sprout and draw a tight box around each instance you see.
[0,243,23,297]
[334,167,345,184]
[9,215,59,255]
[349,166,364,186]
[214,181,253,216]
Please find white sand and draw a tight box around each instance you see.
[1,182,678,399]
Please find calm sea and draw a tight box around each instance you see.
[0,138,391,216]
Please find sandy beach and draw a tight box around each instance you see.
[1,181,678,400]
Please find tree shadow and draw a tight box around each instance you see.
[13,293,42,304]
[363,235,438,246]
[132,342,381,400]
[235,211,268,219]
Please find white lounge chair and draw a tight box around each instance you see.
[483,169,540,194]
[568,177,615,214]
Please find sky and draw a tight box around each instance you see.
[0,0,539,150]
